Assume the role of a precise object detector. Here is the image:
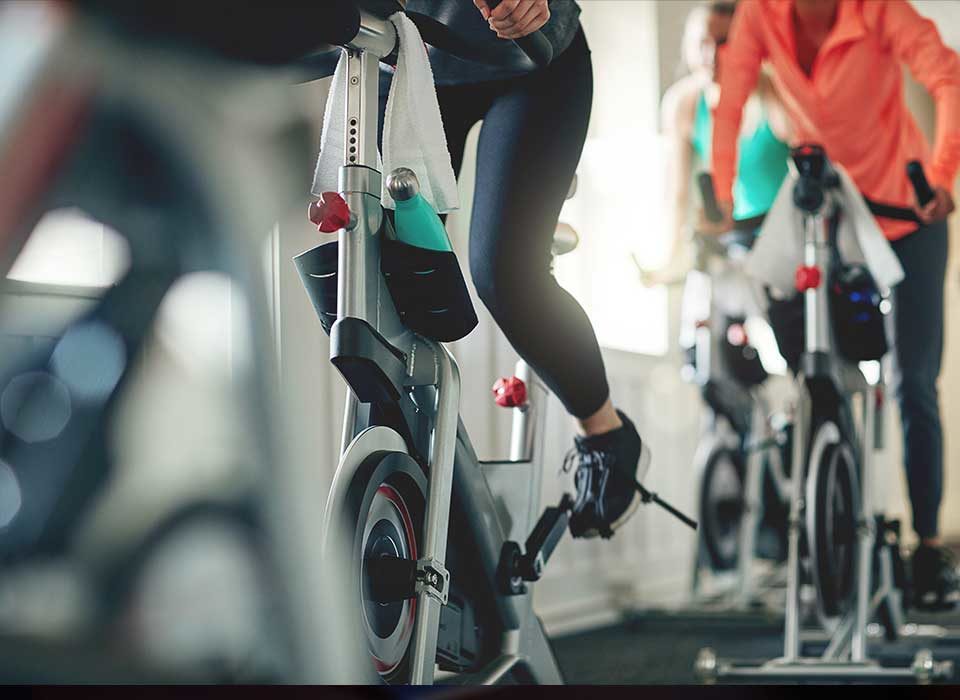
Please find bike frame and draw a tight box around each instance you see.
[700,155,952,681]
[688,236,789,609]
[322,10,561,684]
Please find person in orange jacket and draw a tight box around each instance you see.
[708,0,960,609]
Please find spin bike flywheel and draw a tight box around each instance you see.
[805,419,860,628]
[341,433,427,683]
[700,446,745,572]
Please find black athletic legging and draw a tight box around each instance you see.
[379,28,607,418]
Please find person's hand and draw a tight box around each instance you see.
[639,264,689,288]
[474,0,550,40]
[634,250,691,288]
[697,199,734,236]
[915,186,956,224]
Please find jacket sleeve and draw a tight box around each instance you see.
[877,0,960,190]
[711,0,767,202]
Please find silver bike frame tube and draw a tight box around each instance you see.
[336,46,382,323]
[509,360,542,462]
[803,211,832,355]
[736,393,766,608]
[851,383,877,662]
[409,342,461,684]
[783,386,810,661]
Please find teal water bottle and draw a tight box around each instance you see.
[386,168,452,252]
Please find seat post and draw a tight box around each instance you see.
[335,12,394,324]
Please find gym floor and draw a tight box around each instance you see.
[553,541,960,685]
[553,606,960,684]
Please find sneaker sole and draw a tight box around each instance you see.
[579,442,652,540]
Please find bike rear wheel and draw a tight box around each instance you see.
[699,446,745,572]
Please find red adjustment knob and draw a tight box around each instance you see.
[308,192,351,233]
[726,323,748,346]
[493,376,527,408]
[795,265,822,292]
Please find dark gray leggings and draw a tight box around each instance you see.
[380,29,608,418]
[889,220,948,539]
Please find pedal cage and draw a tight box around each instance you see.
[498,494,575,596]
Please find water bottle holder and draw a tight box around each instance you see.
[381,238,478,342]
[293,240,339,335]
[293,239,478,342]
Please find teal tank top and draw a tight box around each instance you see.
[691,92,789,221]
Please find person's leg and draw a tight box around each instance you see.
[466,30,648,537]
[467,30,612,425]
[888,219,956,607]
[889,221,947,541]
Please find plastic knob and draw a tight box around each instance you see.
[795,265,822,292]
[726,323,748,347]
[493,376,528,408]
[308,192,351,233]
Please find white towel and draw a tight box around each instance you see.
[312,12,459,214]
[746,163,904,302]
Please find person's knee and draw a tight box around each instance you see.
[895,370,941,424]
[470,258,531,320]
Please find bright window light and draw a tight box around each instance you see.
[554,1,668,356]
[6,209,130,288]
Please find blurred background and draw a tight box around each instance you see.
[2,0,959,681]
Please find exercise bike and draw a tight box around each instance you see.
[298,3,694,684]
[696,146,952,682]
[687,180,792,611]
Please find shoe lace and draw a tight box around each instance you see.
[560,445,608,477]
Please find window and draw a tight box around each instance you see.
[554,1,669,356]
[6,209,129,289]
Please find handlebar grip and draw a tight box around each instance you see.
[514,31,553,68]
[697,172,723,223]
[906,160,935,207]
[485,0,554,68]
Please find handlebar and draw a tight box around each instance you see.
[906,160,935,207]
[697,172,723,224]
[352,1,554,70]
[486,0,554,68]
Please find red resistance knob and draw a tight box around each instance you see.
[308,192,351,233]
[726,323,748,347]
[795,265,822,292]
[493,376,528,408]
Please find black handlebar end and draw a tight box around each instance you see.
[906,160,935,207]
[515,31,553,69]
[485,0,554,68]
[697,172,723,224]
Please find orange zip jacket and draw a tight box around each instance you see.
[712,0,960,240]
